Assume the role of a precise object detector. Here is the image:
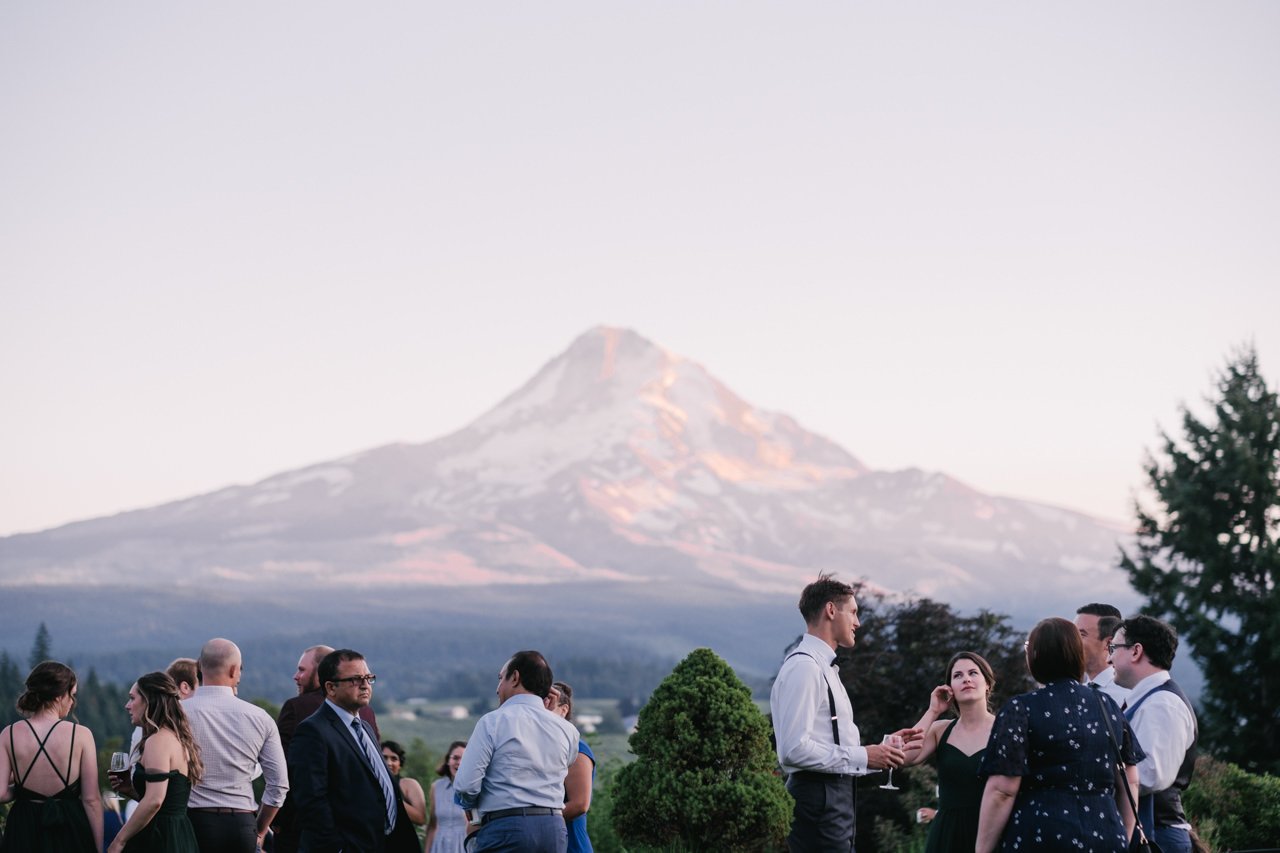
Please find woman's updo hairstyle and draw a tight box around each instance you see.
[16,661,77,715]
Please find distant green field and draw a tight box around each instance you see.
[377,698,636,773]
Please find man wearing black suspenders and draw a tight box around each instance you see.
[770,573,918,851]
[1109,615,1198,853]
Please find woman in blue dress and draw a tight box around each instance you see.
[976,617,1143,853]
[424,740,468,853]
[548,681,594,853]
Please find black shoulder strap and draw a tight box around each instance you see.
[15,719,71,787]
[938,717,959,748]
[785,651,840,745]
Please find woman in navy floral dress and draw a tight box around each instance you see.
[976,617,1143,853]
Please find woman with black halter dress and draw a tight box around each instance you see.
[0,661,103,853]
[107,672,202,853]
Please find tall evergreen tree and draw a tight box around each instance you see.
[28,623,52,669]
[1120,345,1280,773]
[612,648,792,851]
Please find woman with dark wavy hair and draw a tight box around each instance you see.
[0,660,103,853]
[107,672,202,853]
[976,618,1142,853]
[902,651,999,853]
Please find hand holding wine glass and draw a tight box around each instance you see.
[879,734,905,790]
[107,751,131,800]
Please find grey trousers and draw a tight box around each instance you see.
[785,772,857,852]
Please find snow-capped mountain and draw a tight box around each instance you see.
[0,327,1134,615]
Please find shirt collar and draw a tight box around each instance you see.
[194,685,235,698]
[502,693,547,710]
[325,698,359,728]
[799,633,838,666]
[1088,666,1116,687]
[1125,669,1171,706]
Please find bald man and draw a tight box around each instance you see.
[184,638,288,853]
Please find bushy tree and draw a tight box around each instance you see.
[1120,345,1280,773]
[612,648,792,851]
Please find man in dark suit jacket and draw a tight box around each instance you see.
[288,649,398,853]
[274,645,380,853]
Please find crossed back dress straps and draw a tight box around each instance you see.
[10,718,78,794]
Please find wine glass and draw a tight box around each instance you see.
[879,734,904,790]
[107,751,129,800]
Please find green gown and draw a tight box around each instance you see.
[0,720,96,853]
[122,766,199,853]
[924,718,987,853]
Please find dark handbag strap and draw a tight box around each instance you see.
[1094,690,1153,847]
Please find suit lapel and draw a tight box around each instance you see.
[321,703,379,783]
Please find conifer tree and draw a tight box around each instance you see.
[1120,345,1280,773]
[612,648,792,851]
[28,622,52,670]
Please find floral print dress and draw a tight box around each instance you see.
[979,679,1144,852]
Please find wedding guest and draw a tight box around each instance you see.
[424,741,468,853]
[108,672,203,853]
[381,740,427,853]
[902,652,998,853]
[976,618,1141,853]
[0,661,103,852]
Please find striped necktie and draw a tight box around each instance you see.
[351,718,398,833]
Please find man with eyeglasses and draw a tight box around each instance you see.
[1109,616,1198,853]
[289,649,400,853]
[274,645,380,853]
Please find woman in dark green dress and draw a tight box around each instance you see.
[107,672,203,853]
[0,661,103,853]
[902,651,998,853]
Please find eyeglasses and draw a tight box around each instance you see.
[1107,643,1136,655]
[329,675,377,686]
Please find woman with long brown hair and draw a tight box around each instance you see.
[107,672,202,853]
[0,661,103,853]
[424,740,468,853]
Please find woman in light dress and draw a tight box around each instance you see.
[424,740,468,853]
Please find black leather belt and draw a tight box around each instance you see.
[481,806,563,825]
[788,770,855,783]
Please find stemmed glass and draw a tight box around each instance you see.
[107,752,129,800]
[879,734,904,791]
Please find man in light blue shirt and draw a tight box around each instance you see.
[455,650,580,853]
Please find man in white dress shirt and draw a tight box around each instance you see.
[454,650,580,853]
[1075,602,1129,705]
[1110,616,1198,853]
[185,638,289,853]
[770,574,915,852]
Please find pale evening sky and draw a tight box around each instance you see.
[1,3,1277,537]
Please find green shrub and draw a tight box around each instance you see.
[611,649,792,852]
[1182,754,1280,850]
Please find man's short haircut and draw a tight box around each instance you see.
[504,650,554,699]
[198,638,240,677]
[318,649,366,686]
[1096,615,1122,643]
[798,572,856,625]
[1027,617,1086,684]
[1076,602,1123,619]
[166,658,198,690]
[1119,615,1178,670]
[306,644,335,667]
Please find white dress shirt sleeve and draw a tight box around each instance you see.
[1132,691,1196,795]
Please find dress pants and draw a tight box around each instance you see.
[1154,825,1193,853]
[786,773,857,852]
[188,810,257,853]
[472,814,567,853]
